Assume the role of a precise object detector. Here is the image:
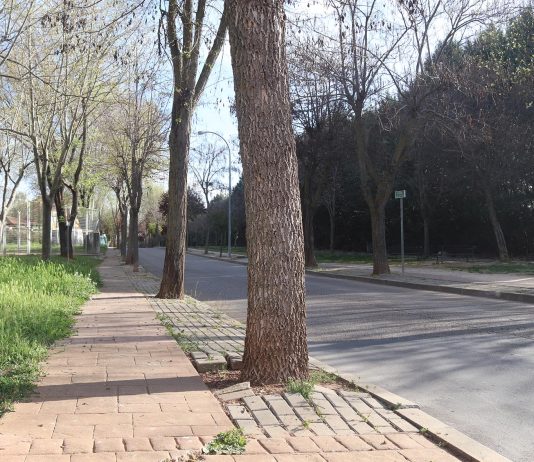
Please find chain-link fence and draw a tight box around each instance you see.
[0,201,101,256]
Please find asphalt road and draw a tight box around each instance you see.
[140,248,534,461]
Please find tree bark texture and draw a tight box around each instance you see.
[41,199,52,260]
[483,185,509,261]
[228,0,309,384]
[157,110,191,297]
[369,203,390,275]
[302,197,317,268]
[157,0,227,299]
[127,206,139,269]
[423,217,430,258]
[54,188,68,258]
[120,208,128,258]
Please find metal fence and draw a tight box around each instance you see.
[0,201,101,256]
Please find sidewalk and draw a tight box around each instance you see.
[189,249,534,304]
[0,251,507,461]
[0,251,233,461]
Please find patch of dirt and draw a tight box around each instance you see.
[200,368,353,396]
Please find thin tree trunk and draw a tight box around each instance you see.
[204,220,210,254]
[54,189,68,258]
[157,111,191,298]
[328,200,336,253]
[369,203,390,275]
[423,216,430,258]
[120,208,128,258]
[42,199,52,260]
[303,199,317,268]
[228,0,308,384]
[127,206,139,269]
[483,185,509,261]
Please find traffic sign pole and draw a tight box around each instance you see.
[400,197,404,276]
[395,190,406,276]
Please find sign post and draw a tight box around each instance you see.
[395,190,407,276]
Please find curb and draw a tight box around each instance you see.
[308,357,511,462]
[187,249,534,305]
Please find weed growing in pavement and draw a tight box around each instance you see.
[419,427,429,434]
[156,312,200,352]
[302,420,310,429]
[287,378,314,399]
[0,256,99,415]
[309,370,338,384]
[202,428,246,455]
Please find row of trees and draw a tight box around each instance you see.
[3,0,532,385]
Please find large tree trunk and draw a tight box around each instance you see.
[228,0,308,384]
[41,198,52,260]
[126,207,139,269]
[369,202,390,275]
[157,110,191,298]
[483,185,509,261]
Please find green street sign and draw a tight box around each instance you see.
[395,190,406,199]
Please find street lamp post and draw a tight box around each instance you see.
[197,131,232,258]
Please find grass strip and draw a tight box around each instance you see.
[0,256,100,415]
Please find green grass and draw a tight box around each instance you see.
[203,428,247,455]
[0,256,100,415]
[449,262,534,274]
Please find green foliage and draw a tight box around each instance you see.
[309,370,338,384]
[0,256,100,415]
[287,378,314,399]
[202,428,246,455]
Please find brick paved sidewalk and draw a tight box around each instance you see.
[0,251,233,462]
[0,251,463,461]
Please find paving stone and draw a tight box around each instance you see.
[323,415,352,432]
[274,455,326,462]
[218,389,256,402]
[215,382,251,396]
[29,439,64,455]
[259,437,295,454]
[310,436,348,452]
[252,409,280,426]
[278,413,303,429]
[308,423,336,436]
[385,433,424,449]
[311,400,338,416]
[283,393,309,407]
[264,426,291,437]
[286,437,322,453]
[363,411,391,428]
[324,394,352,409]
[191,351,208,360]
[293,406,322,423]
[346,420,377,434]
[123,437,153,452]
[176,436,203,450]
[400,448,461,461]
[243,396,268,411]
[94,438,125,452]
[61,437,94,454]
[243,439,269,454]
[361,396,386,409]
[313,385,336,395]
[225,353,243,370]
[235,420,264,436]
[194,356,227,373]
[266,397,295,417]
[334,435,373,451]
[228,405,254,421]
[388,418,420,433]
[360,434,399,450]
